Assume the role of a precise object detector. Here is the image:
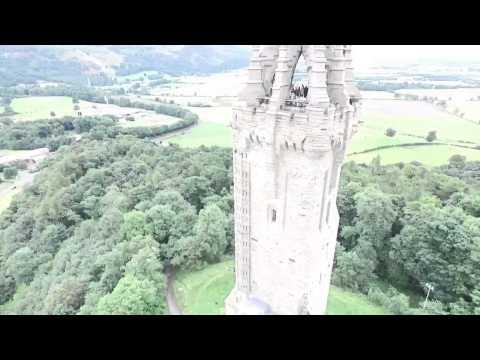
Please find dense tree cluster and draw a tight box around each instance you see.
[1,127,478,314]
[0,137,233,314]
[0,116,118,151]
[333,156,480,314]
[106,97,199,123]
[0,85,113,104]
[0,109,197,152]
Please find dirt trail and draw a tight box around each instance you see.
[0,171,36,198]
[165,268,183,315]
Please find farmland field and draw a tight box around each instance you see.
[117,113,177,128]
[348,144,480,166]
[11,96,75,121]
[185,106,232,124]
[348,126,421,154]
[169,121,233,147]
[347,99,480,165]
[450,100,480,122]
[396,88,480,101]
[5,96,178,128]
[174,259,389,315]
[359,100,480,144]
[169,97,480,166]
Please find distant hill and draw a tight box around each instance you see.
[0,45,251,87]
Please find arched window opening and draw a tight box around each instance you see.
[287,51,309,108]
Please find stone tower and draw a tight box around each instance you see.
[224,45,361,315]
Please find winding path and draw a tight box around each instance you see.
[165,268,183,315]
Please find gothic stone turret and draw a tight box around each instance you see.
[225,45,361,315]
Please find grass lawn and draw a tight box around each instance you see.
[327,286,390,315]
[174,259,389,315]
[170,121,233,147]
[175,259,235,315]
[11,96,75,122]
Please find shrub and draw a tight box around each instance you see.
[3,166,18,180]
[2,106,16,116]
[385,128,396,137]
[426,130,437,142]
[367,286,411,315]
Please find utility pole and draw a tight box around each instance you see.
[423,283,434,309]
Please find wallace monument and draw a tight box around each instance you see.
[225,45,362,315]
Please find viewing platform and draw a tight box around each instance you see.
[256,97,309,113]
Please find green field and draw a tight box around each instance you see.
[347,99,480,165]
[453,100,480,122]
[174,259,389,315]
[169,121,233,147]
[326,286,391,315]
[116,71,159,83]
[10,96,75,122]
[348,143,480,166]
[348,126,421,154]
[119,114,177,128]
[360,100,480,145]
[175,260,235,315]
[168,99,480,166]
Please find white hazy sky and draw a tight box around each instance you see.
[352,45,480,70]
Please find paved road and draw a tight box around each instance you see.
[165,268,183,315]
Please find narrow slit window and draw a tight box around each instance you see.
[326,201,331,224]
[272,209,277,222]
[319,170,329,230]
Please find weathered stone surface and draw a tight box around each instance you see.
[225,45,361,315]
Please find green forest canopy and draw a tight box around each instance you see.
[0,129,479,314]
